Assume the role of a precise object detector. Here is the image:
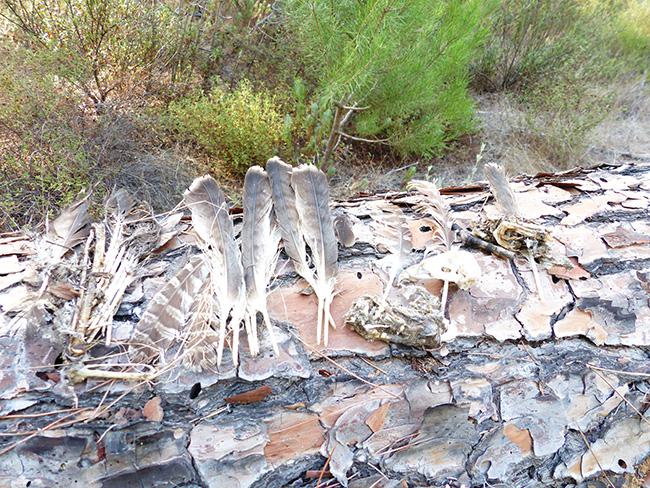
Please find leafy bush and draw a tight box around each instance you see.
[519,75,613,165]
[614,0,650,67]
[168,80,286,173]
[0,46,96,229]
[473,0,650,92]
[283,0,490,159]
[0,0,197,105]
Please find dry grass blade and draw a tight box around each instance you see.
[574,423,616,488]
[587,365,650,428]
[291,332,400,399]
[0,408,92,456]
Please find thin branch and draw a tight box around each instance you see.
[338,132,389,144]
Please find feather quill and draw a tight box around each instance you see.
[241,166,281,356]
[184,175,246,366]
[484,163,520,218]
[181,280,220,371]
[291,164,338,345]
[407,180,455,252]
[484,164,545,298]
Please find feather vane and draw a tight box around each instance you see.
[129,255,209,363]
[184,175,246,366]
[291,164,338,345]
[484,163,520,218]
[48,196,91,260]
[407,179,455,251]
[241,166,281,356]
[266,157,316,287]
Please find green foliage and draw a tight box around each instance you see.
[474,0,650,92]
[0,0,197,104]
[519,75,614,165]
[283,0,490,158]
[168,80,286,174]
[0,46,95,228]
[614,0,650,67]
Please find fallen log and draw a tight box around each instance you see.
[1,160,649,487]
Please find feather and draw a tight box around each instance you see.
[407,180,458,317]
[48,196,91,260]
[182,281,219,371]
[291,164,338,345]
[484,164,546,297]
[407,180,455,252]
[241,166,281,356]
[369,202,413,303]
[266,157,315,287]
[106,188,135,219]
[184,175,246,366]
[334,214,356,247]
[129,255,209,364]
[484,163,520,218]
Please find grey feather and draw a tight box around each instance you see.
[266,157,314,283]
[184,175,244,301]
[241,166,281,355]
[184,175,246,365]
[241,166,274,293]
[291,164,338,345]
[129,255,209,363]
[334,214,356,247]
[484,163,520,218]
[291,165,338,280]
[106,189,135,219]
[370,202,412,299]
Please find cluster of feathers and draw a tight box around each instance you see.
[128,158,338,370]
[5,157,537,374]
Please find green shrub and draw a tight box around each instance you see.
[283,0,490,159]
[614,0,650,67]
[168,80,286,173]
[0,45,96,229]
[519,75,614,165]
[474,0,650,92]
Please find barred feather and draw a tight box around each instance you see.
[129,255,209,363]
[407,180,455,251]
[184,175,246,366]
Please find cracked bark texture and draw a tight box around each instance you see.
[1,160,650,487]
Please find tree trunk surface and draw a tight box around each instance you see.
[1,160,650,488]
